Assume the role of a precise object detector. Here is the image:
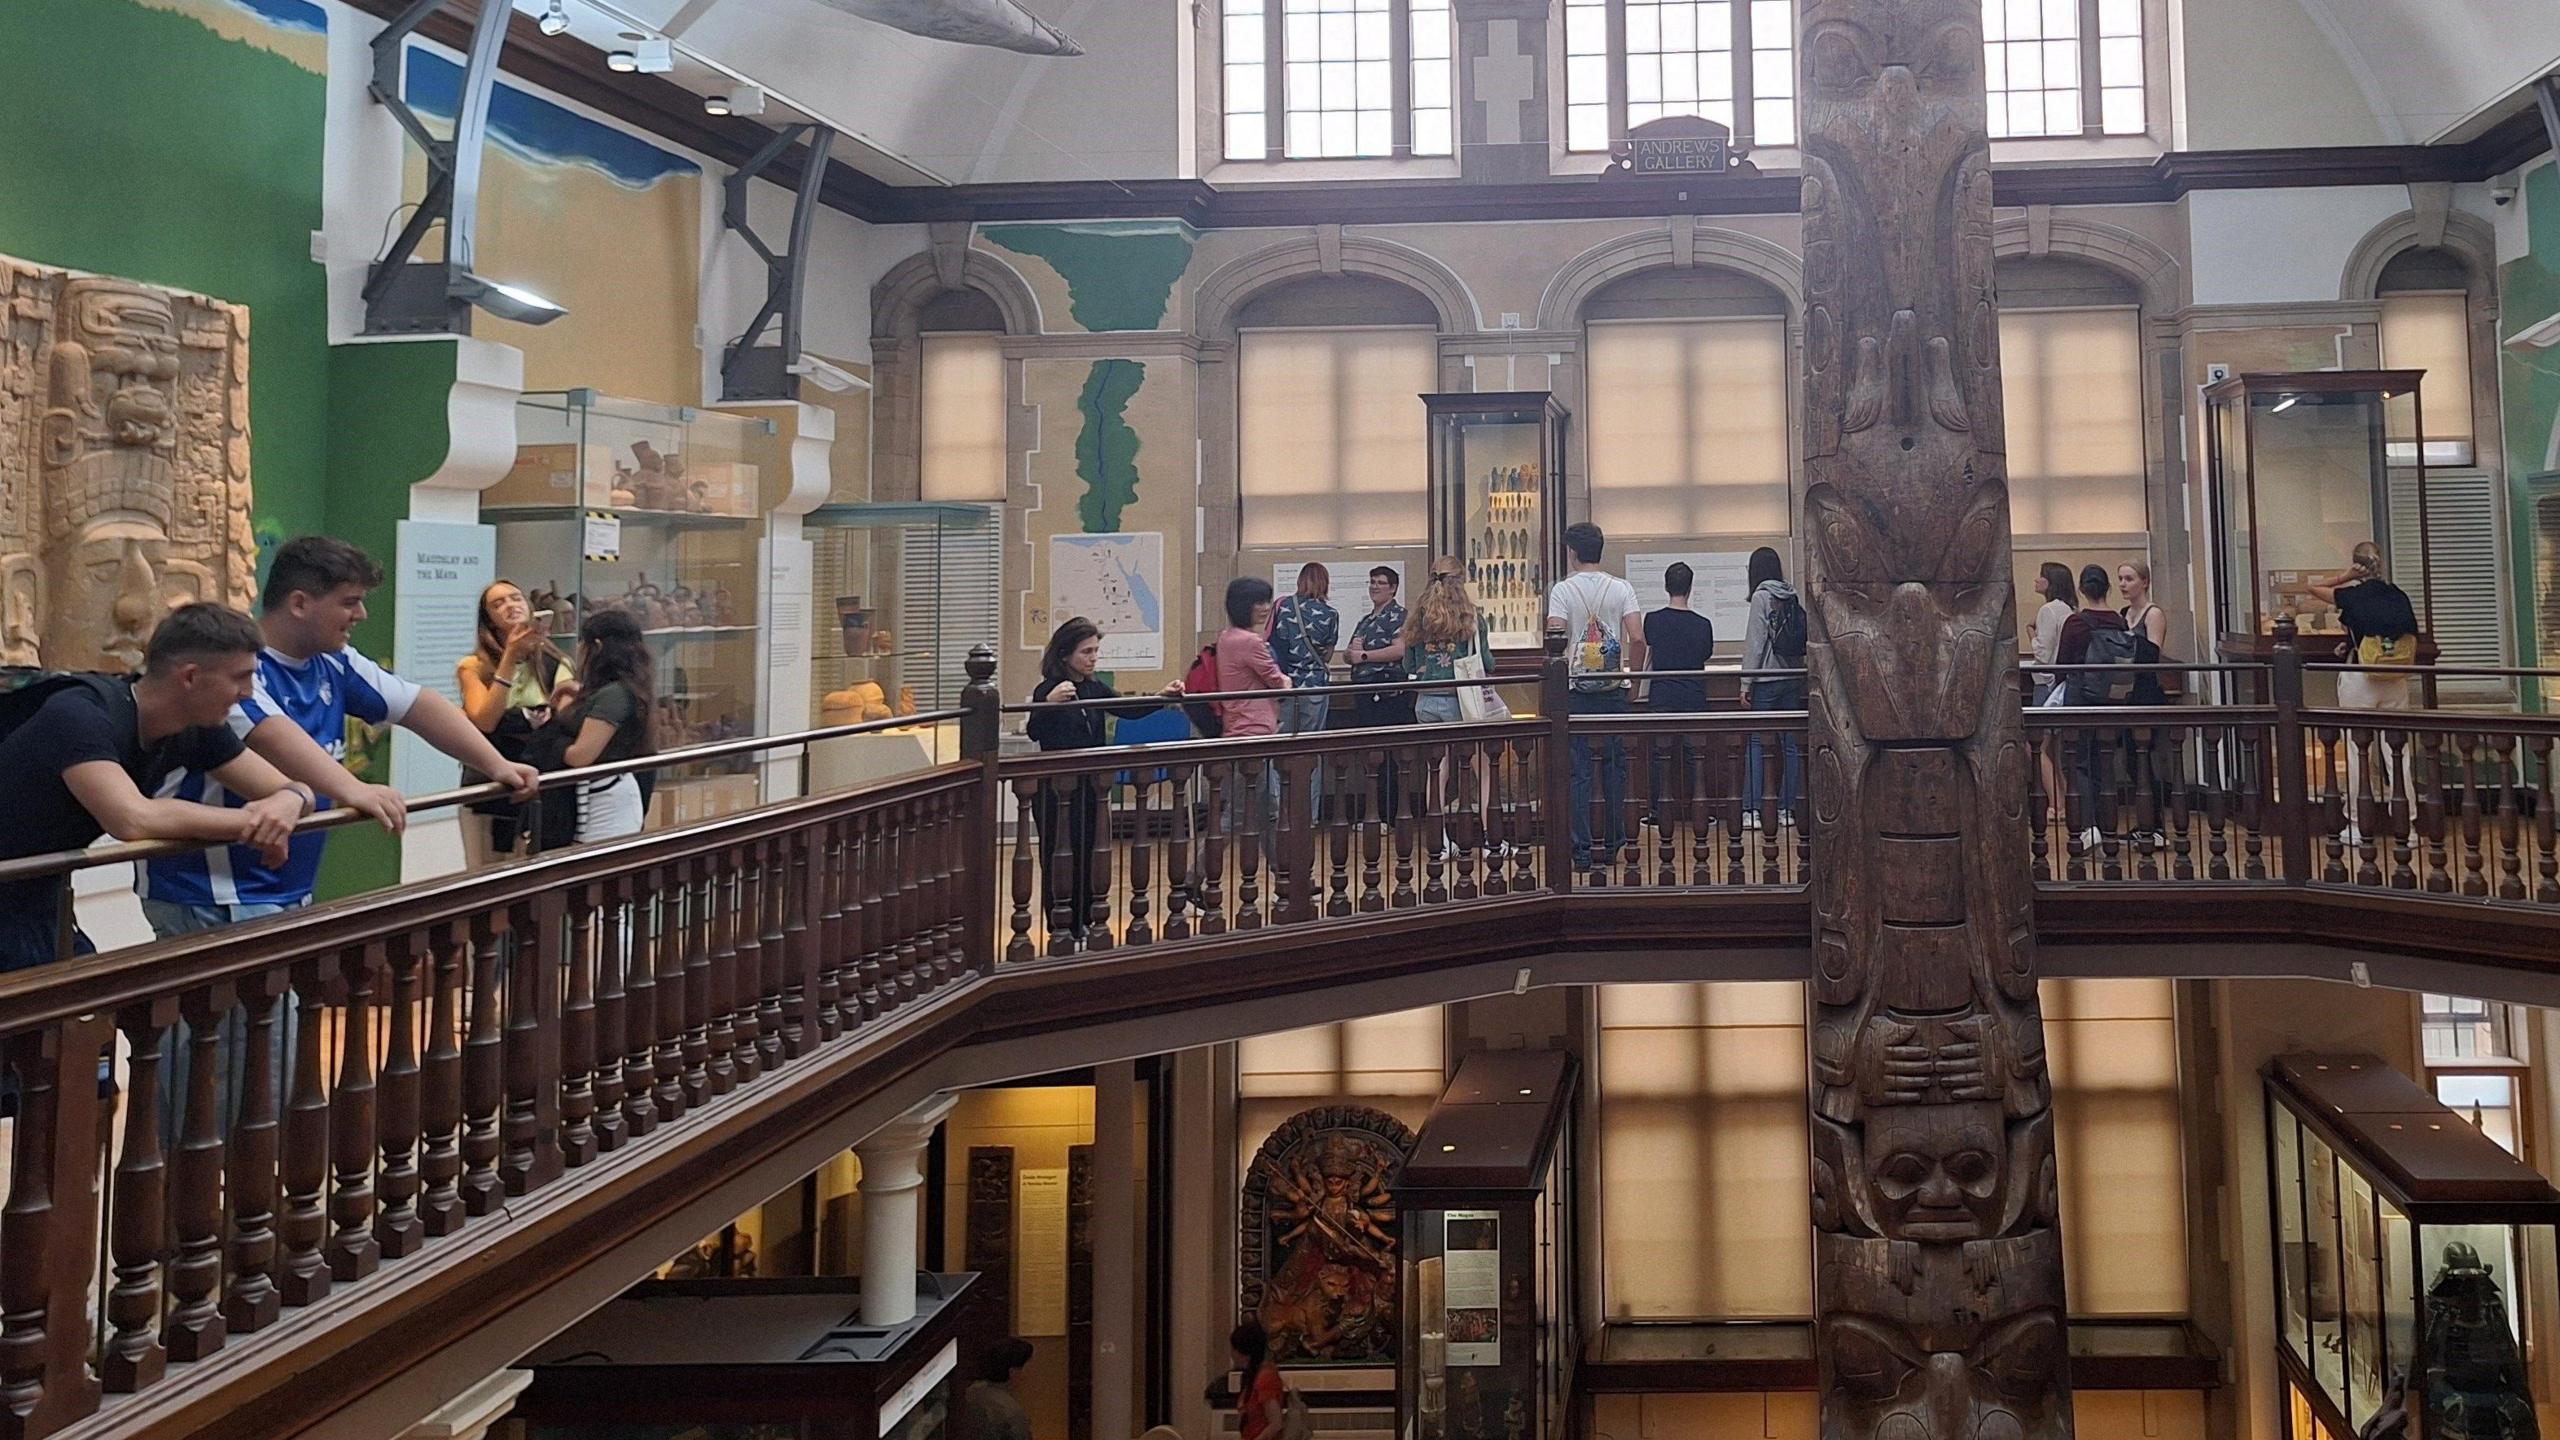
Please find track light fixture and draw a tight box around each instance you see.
[606,49,637,71]
[703,93,731,116]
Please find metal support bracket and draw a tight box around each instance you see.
[719,123,837,402]
[363,0,513,335]
[2537,72,2560,162]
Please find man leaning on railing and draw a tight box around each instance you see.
[0,604,312,971]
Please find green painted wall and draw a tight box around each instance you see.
[982,223,1195,331]
[2499,161,2560,705]
[0,0,333,545]
[1075,359,1147,532]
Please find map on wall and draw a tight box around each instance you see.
[1049,532,1164,667]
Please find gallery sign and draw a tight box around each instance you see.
[1606,115,1748,180]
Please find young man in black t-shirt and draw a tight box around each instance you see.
[1639,563,1716,825]
[0,605,310,971]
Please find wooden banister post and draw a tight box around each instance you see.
[2272,616,2312,884]
[1543,622,1573,889]
[961,643,1002,975]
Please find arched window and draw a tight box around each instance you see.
[1996,255,2151,618]
[917,290,1009,504]
[2376,247,2477,468]
[1579,267,1792,541]
[1235,275,1441,548]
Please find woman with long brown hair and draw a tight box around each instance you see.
[1402,560,1498,856]
[454,579,576,862]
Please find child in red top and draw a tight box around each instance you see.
[1231,1320,1287,1440]
[1214,576,1290,737]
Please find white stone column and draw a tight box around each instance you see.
[1092,1062,1139,1440]
[401,1369,531,1440]
[857,1091,960,1328]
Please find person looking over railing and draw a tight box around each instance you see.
[1738,545,1803,833]
[1346,565,1412,818]
[1269,562,1339,737]
[1641,560,1714,829]
[2030,561,2076,823]
[2116,559,2173,848]
[1405,560,1499,858]
[1026,616,1184,943]
[456,577,576,864]
[1215,576,1292,835]
[1551,522,1645,872]
[2310,540,2420,840]
[2058,563,2134,855]
[547,607,657,843]
[137,536,538,939]
[0,603,309,971]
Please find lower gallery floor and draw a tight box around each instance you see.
[504,975,2560,1440]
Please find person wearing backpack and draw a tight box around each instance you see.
[1738,546,1806,832]
[2116,559,2173,848]
[1547,523,1647,872]
[2310,541,2420,834]
[2056,564,2135,854]
[0,605,310,972]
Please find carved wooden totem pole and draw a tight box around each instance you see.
[1797,1,2074,1437]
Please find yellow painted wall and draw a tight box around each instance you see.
[943,1085,1098,1440]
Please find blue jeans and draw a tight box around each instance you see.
[1568,689,1631,865]
[1279,690,1332,818]
[0,898,102,1108]
[145,899,305,1153]
[1744,681,1804,819]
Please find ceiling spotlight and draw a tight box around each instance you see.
[789,357,870,394]
[606,49,638,71]
[703,93,731,116]
[452,271,568,326]
[538,1,569,36]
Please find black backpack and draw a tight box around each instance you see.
[2069,623,2139,705]
[1768,593,1808,662]
[0,671,131,748]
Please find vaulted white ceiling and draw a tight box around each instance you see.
[2291,0,2560,144]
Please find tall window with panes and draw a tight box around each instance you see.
[1560,0,2145,153]
[1223,0,1454,160]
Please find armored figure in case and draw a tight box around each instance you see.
[2420,1242,2538,1440]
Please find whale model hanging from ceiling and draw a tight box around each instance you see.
[805,0,1084,55]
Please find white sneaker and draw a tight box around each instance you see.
[1778,809,1797,829]
[1741,811,1762,831]
[2073,827,2103,855]
[2340,824,2365,848]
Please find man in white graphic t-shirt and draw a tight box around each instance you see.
[1547,522,1646,872]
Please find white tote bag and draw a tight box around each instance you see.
[1453,650,1511,722]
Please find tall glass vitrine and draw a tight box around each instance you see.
[1425,393,1570,661]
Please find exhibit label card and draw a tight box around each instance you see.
[392,521,496,796]
[1443,1210,1502,1367]
[1016,1166,1070,1336]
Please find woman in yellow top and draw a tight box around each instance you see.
[455,579,577,864]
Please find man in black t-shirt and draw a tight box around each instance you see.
[1639,563,1716,825]
[0,605,310,971]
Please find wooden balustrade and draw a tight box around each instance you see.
[1,642,2558,1435]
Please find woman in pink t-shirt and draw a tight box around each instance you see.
[1214,575,1290,737]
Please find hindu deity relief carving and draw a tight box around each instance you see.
[0,253,256,672]
[1796,1,2073,1435]
[1240,1105,1415,1366]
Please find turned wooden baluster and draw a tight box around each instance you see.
[705,853,743,1095]
[2493,733,2526,902]
[614,876,659,1139]
[1420,745,1451,906]
[277,960,334,1304]
[326,943,383,1282]
[852,811,886,1018]
[1043,784,1082,956]
[681,856,717,1106]
[759,837,792,1068]
[1197,766,1230,935]
[2378,731,2413,889]
[820,817,858,1029]
[1325,755,1354,917]
[2167,732,2197,881]
[725,853,763,1083]
[782,830,816,1059]
[1391,745,1421,908]
[227,969,287,1328]
[1130,776,1161,943]
[558,885,599,1168]
[806,824,844,1043]
[461,914,509,1212]
[1284,753,1322,925]
[1006,779,1039,960]
[2238,728,2270,881]
[420,926,468,1237]
[890,803,924,1004]
[376,935,426,1258]
[593,878,630,1151]
[2418,732,2454,895]
[653,863,692,1124]
[1083,782,1117,951]
[2025,731,2053,882]
[165,980,232,1361]
[502,896,566,1196]
[2457,733,2490,899]
[1,1019,110,1431]
[2316,725,2350,884]
[2199,729,2232,881]
[104,997,176,1392]
[1358,758,1388,912]
[1235,760,1268,929]
[2533,734,2560,906]
[1162,764,1197,940]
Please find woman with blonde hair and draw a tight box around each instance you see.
[2309,540,2420,837]
[1403,560,1498,855]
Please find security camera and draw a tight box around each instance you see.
[2489,176,2519,206]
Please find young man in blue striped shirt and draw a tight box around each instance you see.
[140,535,540,936]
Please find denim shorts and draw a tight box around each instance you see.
[1415,692,1462,724]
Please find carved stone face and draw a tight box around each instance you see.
[1860,1102,2006,1241]
[48,526,168,673]
[38,280,185,672]
[70,283,182,451]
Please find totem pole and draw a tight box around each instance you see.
[1796,1,2074,1436]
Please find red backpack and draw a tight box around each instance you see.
[1182,644,1224,737]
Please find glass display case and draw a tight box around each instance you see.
[803,502,986,790]
[1426,393,1570,658]
[2206,371,2434,661]
[2265,1054,2560,1440]
[1397,1052,1577,1440]
[486,391,775,825]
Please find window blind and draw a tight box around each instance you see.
[2389,468,2508,698]
[1585,317,1791,538]
[1238,327,1434,547]
[2380,292,2475,465]
[1237,1006,1445,1176]
[920,334,1007,503]
[2000,307,2148,537]
[898,509,1004,709]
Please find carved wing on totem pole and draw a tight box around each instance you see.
[1796,1,2074,1435]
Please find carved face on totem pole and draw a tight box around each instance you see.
[1,256,254,671]
[1796,0,2070,1434]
